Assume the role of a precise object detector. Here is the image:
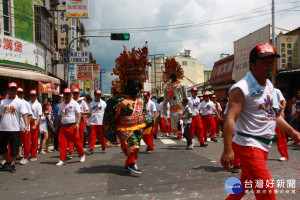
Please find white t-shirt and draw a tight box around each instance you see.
[230,77,276,152]
[188,96,201,116]
[29,100,42,120]
[0,97,27,131]
[20,99,32,131]
[200,101,215,115]
[160,102,170,118]
[76,99,88,112]
[89,99,107,125]
[145,99,157,119]
[58,99,81,125]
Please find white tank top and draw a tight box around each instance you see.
[230,77,276,151]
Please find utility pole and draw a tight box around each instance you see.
[272,0,275,46]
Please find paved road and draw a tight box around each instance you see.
[0,133,299,200]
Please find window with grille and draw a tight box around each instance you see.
[182,61,188,66]
[34,6,51,47]
[3,0,11,36]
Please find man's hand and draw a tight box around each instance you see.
[220,150,234,171]
[32,124,37,130]
[75,123,80,130]
[24,127,29,135]
[290,130,300,146]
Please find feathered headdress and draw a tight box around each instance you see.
[163,57,184,83]
[111,42,149,96]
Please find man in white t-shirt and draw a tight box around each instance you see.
[55,88,85,166]
[142,91,157,154]
[200,92,220,143]
[29,90,42,162]
[17,88,32,165]
[0,82,28,173]
[188,87,206,147]
[221,42,300,199]
[211,95,222,135]
[87,89,107,155]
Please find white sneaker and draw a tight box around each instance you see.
[56,160,66,166]
[0,159,6,165]
[278,157,288,161]
[20,158,29,165]
[161,133,165,137]
[79,155,85,163]
[166,133,170,137]
[187,143,194,150]
[29,157,37,162]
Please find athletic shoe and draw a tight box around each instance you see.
[278,157,288,161]
[211,138,218,143]
[29,157,37,162]
[86,150,93,155]
[102,149,106,154]
[187,144,194,150]
[67,153,73,159]
[20,158,29,165]
[123,167,131,172]
[79,155,86,163]
[0,162,10,171]
[0,159,6,165]
[56,160,66,166]
[153,135,157,139]
[231,166,241,173]
[128,164,142,174]
[161,133,165,137]
[146,149,154,154]
[166,133,170,137]
[204,138,207,142]
[200,143,208,147]
[9,165,16,173]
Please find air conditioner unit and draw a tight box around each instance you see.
[53,52,60,61]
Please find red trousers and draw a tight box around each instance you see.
[142,127,154,150]
[275,128,289,159]
[233,154,241,168]
[226,142,276,200]
[214,116,220,133]
[160,117,171,133]
[69,121,85,153]
[153,118,158,137]
[30,121,40,158]
[89,125,106,150]
[118,133,139,167]
[59,125,85,162]
[189,115,205,144]
[20,131,31,159]
[203,115,216,139]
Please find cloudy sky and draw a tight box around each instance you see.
[81,0,300,93]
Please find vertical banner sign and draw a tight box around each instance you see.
[66,0,89,18]
[69,25,77,81]
[58,0,71,49]
[77,65,93,80]
[234,25,270,82]
[100,69,106,91]
[277,35,300,70]
[85,80,92,93]
[93,64,100,90]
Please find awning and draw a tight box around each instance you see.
[210,55,234,85]
[0,66,60,84]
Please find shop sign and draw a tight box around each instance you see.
[234,25,270,81]
[66,0,89,18]
[69,51,89,63]
[38,82,60,95]
[77,64,93,80]
[93,64,100,90]
[210,58,234,85]
[0,34,45,69]
[85,80,92,93]
[276,35,300,70]
[57,0,71,49]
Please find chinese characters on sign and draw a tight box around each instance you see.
[276,35,299,70]
[210,58,234,85]
[78,65,93,80]
[57,1,71,49]
[38,82,60,95]
[69,51,89,64]
[66,0,89,18]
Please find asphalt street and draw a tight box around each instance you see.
[0,132,299,200]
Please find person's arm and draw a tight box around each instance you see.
[75,113,81,130]
[55,115,61,133]
[22,114,29,134]
[276,115,300,146]
[220,88,245,171]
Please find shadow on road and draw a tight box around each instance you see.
[192,165,225,172]
[76,165,140,177]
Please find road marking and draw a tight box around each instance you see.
[160,138,177,144]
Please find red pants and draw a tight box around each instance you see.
[214,116,220,133]
[89,125,106,150]
[203,115,216,139]
[160,117,171,133]
[275,128,289,159]
[68,121,85,153]
[189,115,205,144]
[20,131,31,159]
[142,127,154,150]
[118,133,139,167]
[226,142,276,200]
[30,121,40,158]
[59,125,85,162]
[233,154,241,168]
[153,118,158,137]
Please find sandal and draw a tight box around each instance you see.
[46,150,53,153]
[40,151,46,154]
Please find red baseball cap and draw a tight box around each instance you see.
[200,96,204,100]
[143,91,150,96]
[191,87,198,91]
[8,82,17,88]
[203,92,209,96]
[17,88,24,92]
[72,88,80,93]
[0,95,3,99]
[95,89,101,94]
[250,42,280,62]
[212,95,216,98]
[63,88,71,93]
[30,90,37,95]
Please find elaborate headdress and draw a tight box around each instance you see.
[112,42,149,96]
[163,57,184,83]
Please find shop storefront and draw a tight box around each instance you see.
[210,55,235,101]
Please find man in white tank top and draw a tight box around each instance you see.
[220,42,300,200]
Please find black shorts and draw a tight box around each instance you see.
[0,131,20,156]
